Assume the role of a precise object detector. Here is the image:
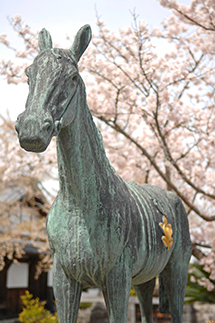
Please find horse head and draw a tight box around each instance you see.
[15,25,92,152]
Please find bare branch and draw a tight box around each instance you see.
[97,115,215,221]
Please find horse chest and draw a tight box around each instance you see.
[47,199,125,284]
[47,208,95,268]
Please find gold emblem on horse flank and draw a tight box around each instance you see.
[159,216,173,251]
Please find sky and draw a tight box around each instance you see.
[0,0,191,120]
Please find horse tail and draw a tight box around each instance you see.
[158,274,170,313]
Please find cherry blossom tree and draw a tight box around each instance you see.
[1,0,215,291]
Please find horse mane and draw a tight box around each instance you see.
[78,76,116,177]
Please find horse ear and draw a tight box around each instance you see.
[38,28,53,52]
[70,24,92,62]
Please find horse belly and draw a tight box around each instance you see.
[131,247,172,285]
[130,220,174,285]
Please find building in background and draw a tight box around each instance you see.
[0,179,54,318]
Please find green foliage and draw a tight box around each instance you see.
[19,291,59,323]
[185,262,215,304]
[130,286,136,296]
[79,302,92,309]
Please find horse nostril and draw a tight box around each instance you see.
[43,119,53,134]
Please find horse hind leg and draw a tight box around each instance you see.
[159,196,192,323]
[159,247,191,323]
[133,278,155,323]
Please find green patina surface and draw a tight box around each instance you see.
[15,25,192,323]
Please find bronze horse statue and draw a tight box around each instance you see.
[15,25,192,323]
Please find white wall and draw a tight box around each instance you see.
[6,262,29,288]
[47,266,53,287]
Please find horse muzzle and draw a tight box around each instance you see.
[15,114,54,153]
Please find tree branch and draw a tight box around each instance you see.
[97,115,215,221]
[173,8,215,32]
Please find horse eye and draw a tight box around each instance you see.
[72,75,78,83]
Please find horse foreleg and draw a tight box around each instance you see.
[133,278,155,323]
[102,257,132,323]
[52,254,82,323]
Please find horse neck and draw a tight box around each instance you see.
[56,79,114,206]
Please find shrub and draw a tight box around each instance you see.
[79,302,92,310]
[19,291,59,323]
